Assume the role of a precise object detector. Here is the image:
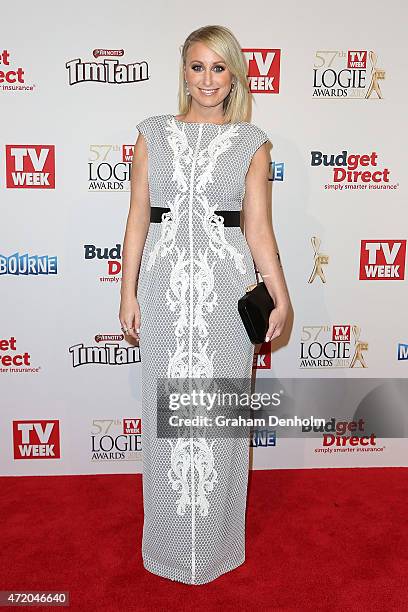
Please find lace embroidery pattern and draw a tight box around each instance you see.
[158,117,242,516]
[167,438,218,517]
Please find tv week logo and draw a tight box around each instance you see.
[347,51,367,68]
[13,420,60,459]
[253,342,271,369]
[122,144,133,162]
[243,49,281,93]
[123,418,141,434]
[5,145,55,188]
[359,240,407,280]
[332,326,351,341]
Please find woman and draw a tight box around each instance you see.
[119,25,290,585]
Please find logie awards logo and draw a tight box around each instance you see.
[313,50,385,99]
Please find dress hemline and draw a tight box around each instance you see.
[142,552,246,585]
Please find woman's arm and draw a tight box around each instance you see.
[243,143,291,342]
[119,132,150,340]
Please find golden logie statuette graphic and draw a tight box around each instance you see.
[308,236,329,283]
[350,324,369,368]
[365,51,385,99]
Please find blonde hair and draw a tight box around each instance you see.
[178,25,254,124]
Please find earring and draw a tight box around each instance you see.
[184,80,190,96]
[231,80,236,92]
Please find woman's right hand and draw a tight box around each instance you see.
[119,294,141,342]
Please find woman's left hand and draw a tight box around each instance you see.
[264,303,289,342]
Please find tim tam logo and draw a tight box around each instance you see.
[69,333,140,367]
[66,49,149,85]
[243,48,281,93]
[5,145,55,188]
[13,420,60,459]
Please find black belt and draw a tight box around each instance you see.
[150,206,241,227]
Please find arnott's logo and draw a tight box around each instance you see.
[93,49,124,58]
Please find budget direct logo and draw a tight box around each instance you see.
[300,325,368,368]
[311,150,398,192]
[13,420,60,459]
[313,50,385,99]
[66,49,149,85]
[5,145,55,188]
[91,418,142,461]
[84,243,122,284]
[69,334,140,367]
[243,48,281,94]
[0,48,35,92]
[0,336,41,374]
[0,252,58,275]
[305,418,385,455]
[359,240,406,280]
[88,144,132,191]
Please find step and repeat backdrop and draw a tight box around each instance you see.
[2,1,407,475]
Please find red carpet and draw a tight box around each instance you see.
[1,468,407,611]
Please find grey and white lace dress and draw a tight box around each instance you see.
[135,113,270,585]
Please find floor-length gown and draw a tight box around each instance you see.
[135,113,270,585]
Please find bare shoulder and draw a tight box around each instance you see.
[246,141,270,178]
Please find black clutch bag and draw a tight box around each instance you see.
[238,267,275,344]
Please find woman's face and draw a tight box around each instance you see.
[184,42,234,111]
